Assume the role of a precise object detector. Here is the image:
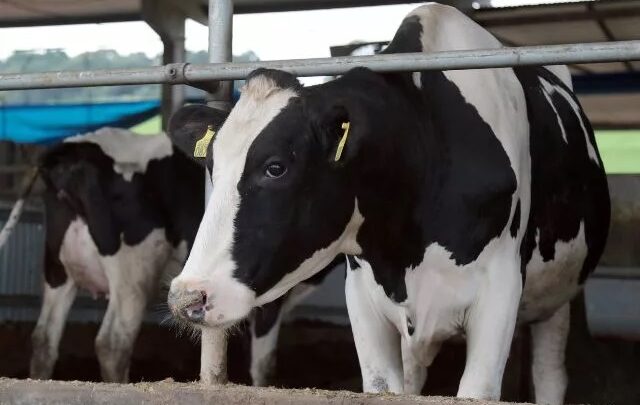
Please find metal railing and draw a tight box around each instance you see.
[1,40,640,91]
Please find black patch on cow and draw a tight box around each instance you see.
[510,199,521,238]
[42,188,75,287]
[253,296,285,338]
[513,66,610,284]
[346,255,360,270]
[39,140,204,260]
[407,316,415,336]
[247,68,302,92]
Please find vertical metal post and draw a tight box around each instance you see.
[142,0,186,131]
[200,0,233,386]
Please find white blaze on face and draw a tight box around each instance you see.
[172,76,298,326]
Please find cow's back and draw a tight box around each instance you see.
[515,66,610,322]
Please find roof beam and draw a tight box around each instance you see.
[476,5,640,27]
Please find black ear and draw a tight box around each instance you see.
[168,104,228,170]
[308,97,369,166]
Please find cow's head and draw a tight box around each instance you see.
[166,68,396,328]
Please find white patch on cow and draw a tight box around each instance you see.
[544,65,573,89]
[412,72,422,89]
[519,222,588,323]
[172,75,298,327]
[540,80,568,143]
[59,218,108,298]
[255,200,363,307]
[65,128,173,181]
[538,77,600,166]
[346,257,405,393]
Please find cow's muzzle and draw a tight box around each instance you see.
[168,288,208,324]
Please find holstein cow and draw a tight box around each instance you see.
[33,124,331,384]
[167,4,610,403]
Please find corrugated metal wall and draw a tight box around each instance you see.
[0,207,45,322]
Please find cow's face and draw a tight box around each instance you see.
[168,69,364,328]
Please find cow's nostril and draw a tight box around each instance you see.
[168,287,210,323]
[182,290,208,323]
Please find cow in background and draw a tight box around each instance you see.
[33,122,334,384]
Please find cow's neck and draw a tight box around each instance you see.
[341,70,442,303]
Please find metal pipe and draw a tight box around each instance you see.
[207,0,234,111]
[1,40,640,90]
[200,0,233,387]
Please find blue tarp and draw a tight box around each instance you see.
[0,100,160,144]
[0,90,240,144]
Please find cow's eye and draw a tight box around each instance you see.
[265,162,287,178]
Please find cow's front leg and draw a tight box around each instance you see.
[457,257,522,400]
[531,302,570,405]
[345,263,403,393]
[250,298,284,387]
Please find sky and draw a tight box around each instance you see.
[0,4,425,61]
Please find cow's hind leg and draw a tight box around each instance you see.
[530,303,570,405]
[95,261,153,383]
[458,257,522,400]
[345,262,403,393]
[30,279,77,379]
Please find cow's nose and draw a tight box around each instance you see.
[168,288,208,323]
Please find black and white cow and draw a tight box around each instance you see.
[33,124,332,384]
[167,4,610,403]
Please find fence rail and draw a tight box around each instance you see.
[1,40,640,91]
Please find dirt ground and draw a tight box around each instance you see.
[0,295,638,404]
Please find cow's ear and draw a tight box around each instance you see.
[168,104,228,170]
[310,99,368,166]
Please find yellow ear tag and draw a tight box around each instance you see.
[334,122,350,162]
[193,125,216,158]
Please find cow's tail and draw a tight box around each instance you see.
[0,167,40,250]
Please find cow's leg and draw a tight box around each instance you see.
[530,303,570,405]
[345,268,403,393]
[30,279,77,379]
[95,262,153,383]
[250,300,283,387]
[401,336,427,394]
[457,258,522,400]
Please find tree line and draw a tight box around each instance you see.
[0,49,259,105]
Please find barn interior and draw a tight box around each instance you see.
[0,1,639,404]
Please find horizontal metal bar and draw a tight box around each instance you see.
[1,40,640,90]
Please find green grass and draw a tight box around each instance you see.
[129,114,639,173]
[595,130,640,174]
[131,115,161,135]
